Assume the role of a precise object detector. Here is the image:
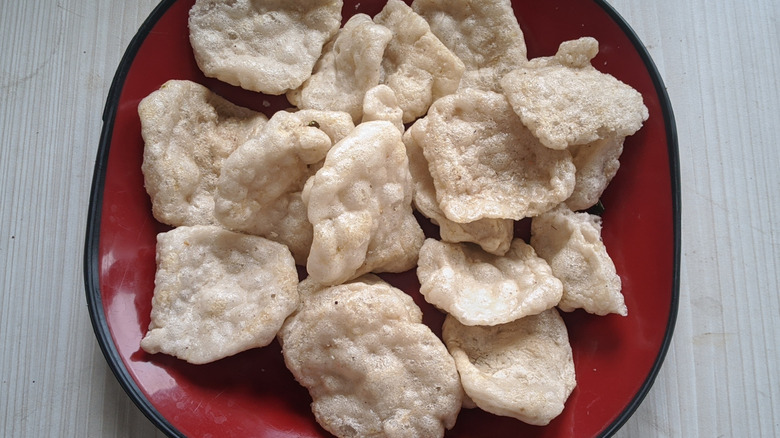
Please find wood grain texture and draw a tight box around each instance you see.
[610,0,780,437]
[1,1,165,436]
[0,0,777,437]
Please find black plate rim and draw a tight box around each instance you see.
[590,0,680,436]
[83,1,681,437]
[84,0,185,436]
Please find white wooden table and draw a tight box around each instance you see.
[1,0,778,436]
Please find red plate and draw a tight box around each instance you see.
[85,0,680,436]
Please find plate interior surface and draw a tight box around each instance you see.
[86,0,679,437]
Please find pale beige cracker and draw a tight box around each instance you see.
[442,308,576,425]
[141,225,298,364]
[139,79,267,227]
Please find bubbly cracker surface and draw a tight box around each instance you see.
[139,80,266,227]
[304,121,424,286]
[279,276,462,438]
[410,88,575,223]
[189,0,343,95]
[404,126,513,255]
[565,133,625,211]
[443,309,576,426]
[531,205,627,316]
[412,0,527,91]
[501,37,648,150]
[214,110,354,264]
[361,85,405,133]
[417,238,563,326]
[140,225,298,364]
[374,0,465,123]
[287,14,393,123]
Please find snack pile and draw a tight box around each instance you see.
[137,0,648,436]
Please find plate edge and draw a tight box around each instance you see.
[82,0,683,437]
[592,0,681,437]
[84,1,185,437]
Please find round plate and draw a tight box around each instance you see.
[85,0,680,437]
